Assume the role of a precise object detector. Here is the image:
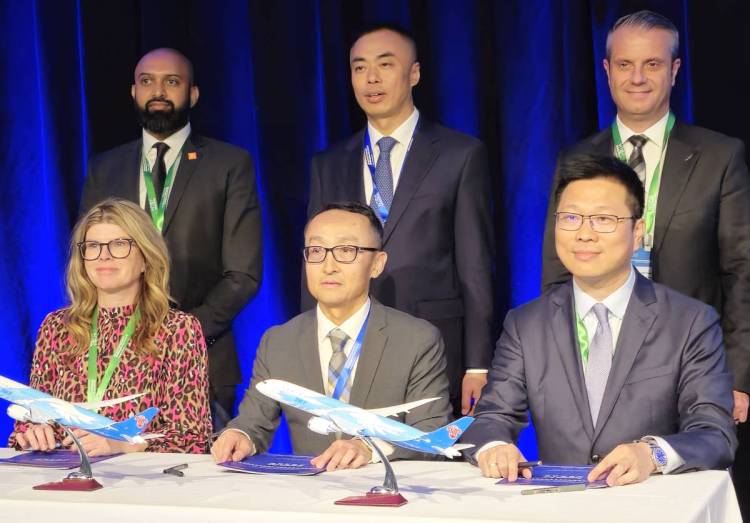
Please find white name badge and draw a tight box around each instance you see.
[632,248,652,279]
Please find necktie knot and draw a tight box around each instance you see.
[377,136,397,155]
[152,141,170,157]
[628,134,648,149]
[591,303,609,326]
[328,328,349,354]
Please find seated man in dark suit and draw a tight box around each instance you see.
[212,202,452,470]
[462,155,736,486]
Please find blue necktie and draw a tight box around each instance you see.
[373,137,397,212]
[327,328,350,402]
[585,303,613,425]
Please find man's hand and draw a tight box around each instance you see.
[62,429,146,456]
[15,424,57,451]
[311,439,372,471]
[462,373,488,415]
[476,443,532,481]
[211,430,254,463]
[733,390,749,423]
[587,442,655,486]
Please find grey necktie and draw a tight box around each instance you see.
[373,137,398,212]
[585,303,613,425]
[327,328,350,401]
[627,135,648,183]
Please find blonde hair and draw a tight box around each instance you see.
[65,198,171,356]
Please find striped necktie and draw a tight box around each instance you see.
[327,328,350,402]
[627,135,648,183]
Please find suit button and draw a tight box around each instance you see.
[591,454,600,463]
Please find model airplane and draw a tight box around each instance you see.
[0,375,160,445]
[256,379,474,458]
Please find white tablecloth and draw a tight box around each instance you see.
[0,450,741,523]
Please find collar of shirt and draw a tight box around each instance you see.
[316,298,372,352]
[573,267,636,323]
[366,107,419,156]
[141,122,192,169]
[616,110,669,150]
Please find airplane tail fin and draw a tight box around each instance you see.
[99,407,159,442]
[420,416,474,448]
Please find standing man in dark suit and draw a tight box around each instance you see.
[542,10,750,439]
[212,203,451,469]
[465,155,736,485]
[307,25,495,418]
[81,48,262,429]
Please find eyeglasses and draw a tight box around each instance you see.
[555,212,636,233]
[77,238,137,261]
[303,245,380,264]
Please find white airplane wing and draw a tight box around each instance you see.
[74,393,145,411]
[367,397,440,418]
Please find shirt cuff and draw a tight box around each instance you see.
[475,440,509,461]
[221,428,257,456]
[466,369,488,374]
[644,435,684,474]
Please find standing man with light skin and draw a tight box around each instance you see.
[542,10,750,427]
[81,48,262,430]
[213,203,451,470]
[464,155,736,486]
[307,25,495,418]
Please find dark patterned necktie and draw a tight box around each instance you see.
[627,135,648,183]
[374,137,397,211]
[151,142,170,206]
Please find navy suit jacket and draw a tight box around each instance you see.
[462,274,737,472]
[81,133,262,388]
[307,119,495,399]
[542,123,750,392]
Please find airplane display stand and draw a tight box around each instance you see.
[334,436,407,507]
[33,426,103,491]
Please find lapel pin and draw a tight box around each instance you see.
[187,151,198,160]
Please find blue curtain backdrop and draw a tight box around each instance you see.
[1,0,749,458]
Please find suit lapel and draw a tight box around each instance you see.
[592,275,658,439]
[345,132,366,202]
[348,301,388,407]
[162,134,203,234]
[652,124,700,254]
[297,311,326,394]
[549,284,595,439]
[382,121,439,245]
[117,140,142,203]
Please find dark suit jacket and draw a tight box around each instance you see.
[227,300,452,459]
[307,119,495,398]
[542,123,750,392]
[81,133,262,388]
[462,274,737,471]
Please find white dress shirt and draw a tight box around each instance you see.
[615,110,670,189]
[139,123,191,208]
[477,268,684,474]
[316,299,371,393]
[362,108,420,203]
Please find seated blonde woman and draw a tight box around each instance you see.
[9,198,211,454]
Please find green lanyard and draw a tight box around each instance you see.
[575,313,589,367]
[142,150,180,232]
[611,112,675,248]
[86,306,141,405]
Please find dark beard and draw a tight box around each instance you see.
[135,98,190,136]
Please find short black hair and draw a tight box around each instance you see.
[350,23,418,62]
[607,10,679,60]
[307,201,384,246]
[554,154,645,218]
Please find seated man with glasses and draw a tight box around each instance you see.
[211,202,452,470]
[461,154,736,486]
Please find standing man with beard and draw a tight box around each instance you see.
[81,48,262,431]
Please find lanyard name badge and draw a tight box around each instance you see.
[612,112,675,279]
[87,306,141,405]
[331,312,370,400]
[142,149,180,232]
[363,118,418,223]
